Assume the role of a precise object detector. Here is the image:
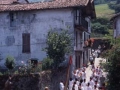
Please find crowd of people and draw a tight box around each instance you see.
[89,46,101,65]
[60,65,106,90]
[59,47,106,90]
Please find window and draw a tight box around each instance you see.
[75,51,81,68]
[75,9,81,25]
[76,31,78,47]
[9,12,17,27]
[22,33,30,53]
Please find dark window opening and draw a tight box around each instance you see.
[22,33,30,53]
[75,9,81,25]
[76,31,78,47]
[9,12,17,27]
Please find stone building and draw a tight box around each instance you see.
[111,13,120,38]
[0,0,96,69]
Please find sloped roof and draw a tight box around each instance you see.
[0,0,17,4]
[110,13,120,21]
[0,0,90,12]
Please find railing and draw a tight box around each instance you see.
[75,17,88,30]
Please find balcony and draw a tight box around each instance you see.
[75,17,88,30]
[74,40,83,51]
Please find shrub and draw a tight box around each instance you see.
[92,22,109,35]
[42,57,53,70]
[0,72,3,76]
[5,56,15,70]
[108,1,120,13]
[44,29,71,69]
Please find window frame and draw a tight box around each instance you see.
[22,33,31,53]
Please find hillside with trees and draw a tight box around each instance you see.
[91,0,117,38]
[94,1,120,90]
[108,0,120,13]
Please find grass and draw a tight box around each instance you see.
[95,4,115,19]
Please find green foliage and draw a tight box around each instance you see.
[101,38,120,90]
[18,61,42,74]
[42,57,53,70]
[0,72,3,76]
[5,55,15,70]
[92,22,109,35]
[95,4,115,18]
[92,17,108,24]
[108,0,120,13]
[117,0,120,4]
[94,0,106,5]
[94,0,115,5]
[44,29,71,69]
[91,17,112,36]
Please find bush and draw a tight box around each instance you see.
[94,0,106,5]
[100,38,120,90]
[92,22,109,35]
[42,57,53,70]
[108,2,116,9]
[5,56,15,70]
[108,1,120,13]
[44,29,71,69]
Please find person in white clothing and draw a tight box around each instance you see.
[73,82,78,90]
[89,77,95,89]
[94,81,100,89]
[81,79,87,88]
[94,85,99,90]
[59,81,64,90]
[82,64,86,71]
[69,78,74,90]
[75,78,79,86]
[86,83,92,90]
[78,83,84,90]
[75,83,79,90]
[81,70,86,80]
[72,70,78,80]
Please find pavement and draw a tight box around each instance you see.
[85,57,106,83]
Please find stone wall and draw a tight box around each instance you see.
[0,69,67,90]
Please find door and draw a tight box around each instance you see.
[75,51,82,69]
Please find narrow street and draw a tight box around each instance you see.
[66,57,107,90]
[86,57,106,83]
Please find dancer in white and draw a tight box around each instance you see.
[86,83,92,90]
[69,78,74,90]
[89,77,95,89]
[59,81,64,90]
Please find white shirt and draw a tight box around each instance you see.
[89,56,93,61]
[75,84,78,90]
[89,80,95,88]
[81,72,86,80]
[76,81,79,86]
[60,82,64,90]
[81,82,87,87]
[86,86,92,90]
[69,80,73,90]
[80,86,85,90]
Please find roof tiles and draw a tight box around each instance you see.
[0,0,17,4]
[0,0,90,11]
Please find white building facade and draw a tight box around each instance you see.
[0,0,96,68]
[111,13,120,38]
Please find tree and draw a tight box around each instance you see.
[44,29,71,69]
[94,0,106,5]
[108,0,120,13]
[101,38,120,90]
[117,0,120,4]
[92,22,109,35]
